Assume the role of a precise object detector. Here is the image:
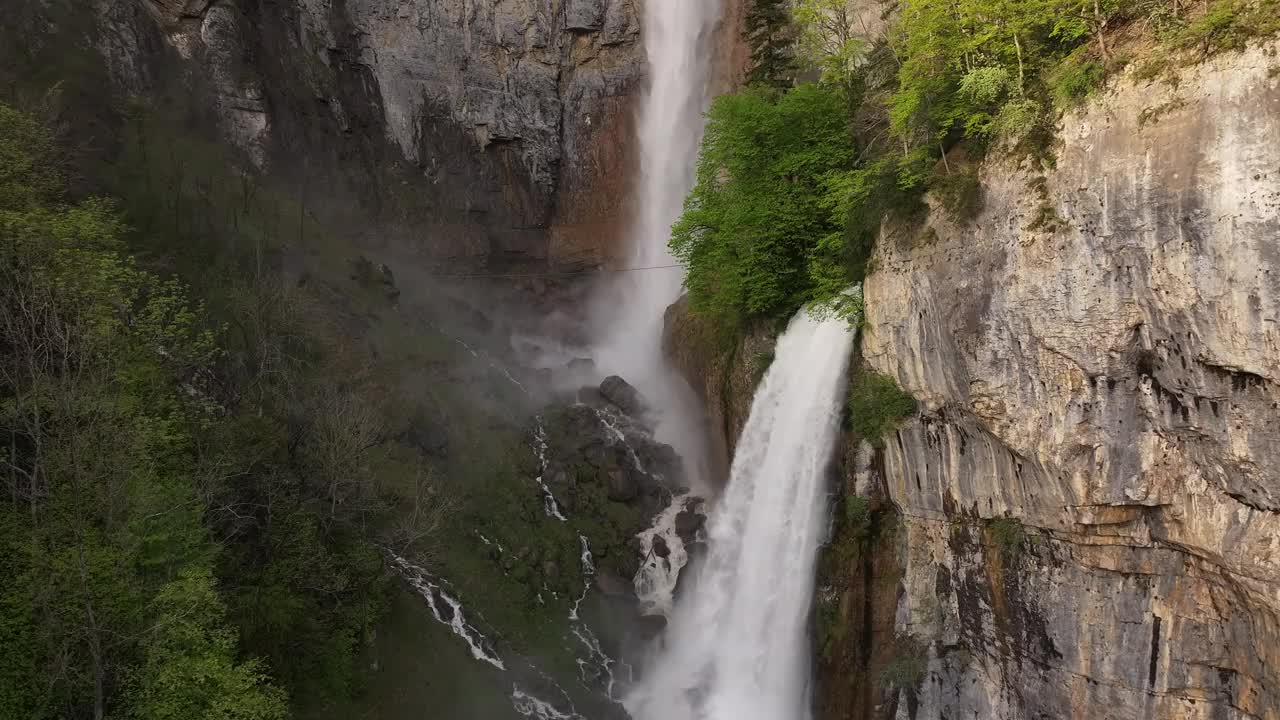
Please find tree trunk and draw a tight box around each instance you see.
[1013,34,1026,95]
[1093,0,1110,63]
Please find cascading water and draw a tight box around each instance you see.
[625,308,856,720]
[589,0,722,488]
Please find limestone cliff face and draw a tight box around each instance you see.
[851,43,1280,720]
[91,0,646,268]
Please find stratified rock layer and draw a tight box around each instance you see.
[857,43,1280,720]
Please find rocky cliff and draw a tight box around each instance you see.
[22,0,649,269]
[834,41,1280,720]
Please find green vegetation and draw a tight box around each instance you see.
[881,635,929,690]
[843,495,872,541]
[681,0,1280,328]
[745,0,796,88]
[847,371,918,444]
[671,83,868,325]
[986,517,1027,558]
[0,103,290,719]
[0,99,464,718]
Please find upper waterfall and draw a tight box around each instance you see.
[625,307,856,720]
[588,0,723,490]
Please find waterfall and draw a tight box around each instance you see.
[589,0,722,490]
[625,308,856,720]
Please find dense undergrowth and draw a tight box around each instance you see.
[0,99,453,719]
[679,0,1280,328]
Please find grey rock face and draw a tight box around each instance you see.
[100,0,646,267]
[860,44,1280,720]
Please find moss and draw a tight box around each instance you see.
[986,517,1026,558]
[846,371,917,446]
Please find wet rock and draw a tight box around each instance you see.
[651,534,670,559]
[599,375,644,416]
[674,503,707,545]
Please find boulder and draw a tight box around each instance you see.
[651,534,670,559]
[599,375,643,416]
[674,504,707,545]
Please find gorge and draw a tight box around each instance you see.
[1,1,1278,720]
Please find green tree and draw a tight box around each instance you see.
[745,0,796,88]
[793,0,871,109]
[671,83,858,324]
[127,568,287,720]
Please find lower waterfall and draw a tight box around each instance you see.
[624,307,856,720]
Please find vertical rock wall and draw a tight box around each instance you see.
[75,0,654,268]
[850,42,1280,720]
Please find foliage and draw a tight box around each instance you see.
[986,517,1026,557]
[1048,50,1105,108]
[881,635,929,690]
[0,101,444,719]
[127,568,288,720]
[847,371,917,444]
[1162,0,1280,56]
[843,495,872,540]
[0,103,284,718]
[671,83,861,325]
[745,0,796,88]
[794,0,870,96]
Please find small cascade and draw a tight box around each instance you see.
[568,535,594,621]
[591,406,650,477]
[453,336,528,394]
[632,493,697,617]
[387,552,505,670]
[511,687,582,720]
[568,535,621,701]
[532,416,569,521]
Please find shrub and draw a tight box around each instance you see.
[844,495,871,540]
[986,517,1026,558]
[881,635,928,690]
[847,371,917,444]
[932,167,983,221]
[1049,52,1105,108]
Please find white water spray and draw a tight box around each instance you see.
[590,0,722,489]
[625,308,856,720]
